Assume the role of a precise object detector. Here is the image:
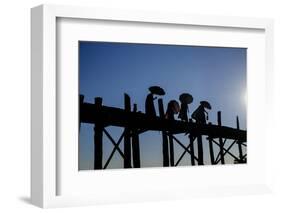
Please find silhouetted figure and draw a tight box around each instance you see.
[165,100,180,120]
[145,86,165,117]
[178,93,193,122]
[191,101,211,124]
[145,93,157,117]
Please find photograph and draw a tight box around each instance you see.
[78,41,247,170]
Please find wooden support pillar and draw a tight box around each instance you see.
[132,131,140,168]
[217,111,225,164]
[236,116,244,163]
[208,137,215,165]
[189,134,195,166]
[94,97,103,170]
[132,104,141,168]
[158,98,170,167]
[124,94,132,168]
[197,134,204,165]
[79,95,84,170]
[168,134,175,166]
[79,95,84,131]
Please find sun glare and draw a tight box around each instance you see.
[244,91,247,106]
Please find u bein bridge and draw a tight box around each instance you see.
[79,94,247,170]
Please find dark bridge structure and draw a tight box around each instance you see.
[79,94,247,170]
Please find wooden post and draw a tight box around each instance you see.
[189,134,195,166]
[79,95,84,131]
[79,95,84,170]
[207,122,215,165]
[168,134,175,166]
[94,97,103,170]
[132,104,141,168]
[208,138,215,165]
[158,98,169,167]
[197,134,204,165]
[132,131,140,168]
[124,94,132,168]
[236,116,244,163]
[217,111,225,164]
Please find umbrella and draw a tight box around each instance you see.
[179,93,193,104]
[200,101,212,110]
[149,86,165,95]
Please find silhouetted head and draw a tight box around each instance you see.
[200,101,211,110]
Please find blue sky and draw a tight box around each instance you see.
[79,41,247,170]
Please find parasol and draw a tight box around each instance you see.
[179,93,193,104]
[149,86,165,95]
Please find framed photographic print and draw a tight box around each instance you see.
[31,4,274,208]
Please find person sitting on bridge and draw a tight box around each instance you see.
[191,101,211,124]
[165,100,180,120]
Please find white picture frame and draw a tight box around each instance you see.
[31,4,274,208]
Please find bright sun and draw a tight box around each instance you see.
[244,91,247,106]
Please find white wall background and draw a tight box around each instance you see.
[0,0,280,212]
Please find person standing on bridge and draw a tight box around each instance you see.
[191,101,211,124]
[145,86,165,117]
[178,93,193,122]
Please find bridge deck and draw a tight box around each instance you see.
[80,102,247,142]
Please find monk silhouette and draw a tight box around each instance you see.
[145,93,157,117]
[178,93,193,122]
[145,86,165,117]
[165,100,180,120]
[191,101,211,124]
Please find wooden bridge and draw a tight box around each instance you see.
[79,94,247,170]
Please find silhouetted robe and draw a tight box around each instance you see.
[179,103,188,121]
[145,93,156,117]
[191,105,206,124]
